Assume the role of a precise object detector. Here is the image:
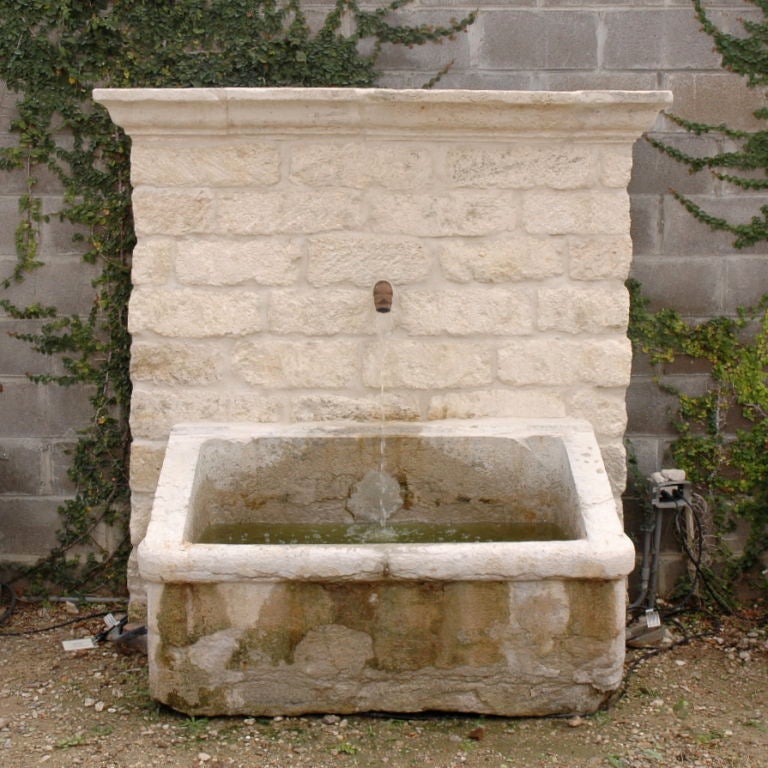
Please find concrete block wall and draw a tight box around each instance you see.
[0,84,98,569]
[2,1,767,589]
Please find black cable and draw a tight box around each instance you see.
[671,497,734,615]
[0,610,111,637]
[612,626,719,705]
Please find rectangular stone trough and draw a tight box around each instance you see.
[139,418,634,717]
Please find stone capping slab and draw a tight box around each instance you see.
[138,418,635,585]
[93,87,672,139]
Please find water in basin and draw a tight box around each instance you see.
[197,519,570,544]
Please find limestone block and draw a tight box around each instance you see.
[129,441,166,495]
[214,188,365,235]
[363,340,494,389]
[369,190,515,237]
[130,386,281,440]
[130,388,228,441]
[566,389,628,438]
[131,237,176,285]
[290,142,432,189]
[128,287,266,337]
[132,188,214,235]
[568,236,632,280]
[427,390,567,420]
[177,239,302,286]
[226,392,286,424]
[599,145,635,188]
[438,236,565,283]
[307,234,431,286]
[233,339,360,388]
[447,145,595,189]
[498,337,632,387]
[130,341,226,385]
[292,393,421,423]
[599,439,628,498]
[537,285,629,333]
[131,141,280,187]
[522,190,629,235]
[129,493,158,547]
[398,287,534,336]
[508,581,570,653]
[268,289,370,335]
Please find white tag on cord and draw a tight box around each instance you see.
[645,608,661,629]
[62,637,98,651]
[103,613,119,628]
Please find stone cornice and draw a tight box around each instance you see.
[94,87,672,140]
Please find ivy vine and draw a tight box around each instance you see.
[633,0,768,595]
[628,281,768,586]
[0,0,475,595]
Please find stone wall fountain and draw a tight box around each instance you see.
[95,87,670,716]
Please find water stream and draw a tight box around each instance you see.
[372,307,398,529]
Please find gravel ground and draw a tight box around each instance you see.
[0,602,766,768]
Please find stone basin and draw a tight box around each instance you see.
[139,418,634,716]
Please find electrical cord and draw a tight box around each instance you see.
[0,582,113,638]
[0,610,113,637]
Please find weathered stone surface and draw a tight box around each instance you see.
[291,393,421,423]
[363,340,495,389]
[139,420,632,716]
[131,237,176,285]
[537,284,629,333]
[290,142,433,189]
[129,386,281,440]
[132,188,215,235]
[214,189,365,235]
[427,390,567,420]
[307,234,431,286]
[523,190,630,235]
[599,145,635,188]
[129,441,166,495]
[568,236,633,280]
[268,289,371,335]
[177,239,302,286]
[128,287,266,337]
[398,287,535,335]
[438,236,566,283]
[368,190,515,237]
[130,341,226,385]
[131,141,280,187]
[566,389,628,438]
[447,145,595,189]
[233,339,359,388]
[498,337,632,387]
